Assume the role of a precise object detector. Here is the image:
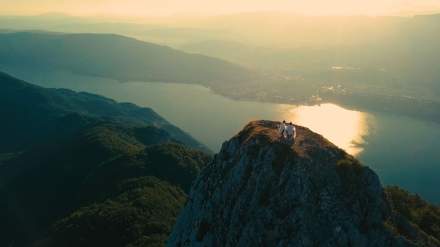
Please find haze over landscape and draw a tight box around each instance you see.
[3,0,440,16]
[1,1,440,246]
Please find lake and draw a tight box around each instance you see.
[5,68,440,203]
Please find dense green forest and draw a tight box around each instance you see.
[0,72,210,246]
[386,186,440,241]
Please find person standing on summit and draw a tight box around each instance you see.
[278,120,287,139]
[286,122,296,144]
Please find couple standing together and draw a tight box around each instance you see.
[278,120,296,143]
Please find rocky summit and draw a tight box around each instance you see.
[168,120,439,247]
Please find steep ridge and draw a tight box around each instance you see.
[169,120,440,247]
[0,71,211,247]
[0,71,207,152]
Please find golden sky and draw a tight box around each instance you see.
[2,0,440,17]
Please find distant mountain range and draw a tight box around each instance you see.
[0,31,256,86]
[0,29,439,126]
[0,71,211,246]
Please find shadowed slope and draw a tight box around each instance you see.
[169,120,439,247]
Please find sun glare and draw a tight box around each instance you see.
[280,103,371,156]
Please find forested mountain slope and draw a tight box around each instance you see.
[0,72,211,246]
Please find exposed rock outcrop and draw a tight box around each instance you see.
[168,120,439,247]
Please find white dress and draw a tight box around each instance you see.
[286,125,294,138]
[278,124,286,137]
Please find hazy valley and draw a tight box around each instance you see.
[0,8,439,247]
[1,21,440,123]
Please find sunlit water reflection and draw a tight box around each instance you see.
[280,104,371,156]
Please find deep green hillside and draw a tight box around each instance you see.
[0,72,211,247]
[386,186,440,241]
[0,71,207,152]
[0,124,209,247]
[50,177,187,247]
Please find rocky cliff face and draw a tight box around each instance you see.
[168,120,439,247]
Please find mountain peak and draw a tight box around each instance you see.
[230,120,342,158]
[168,120,439,247]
